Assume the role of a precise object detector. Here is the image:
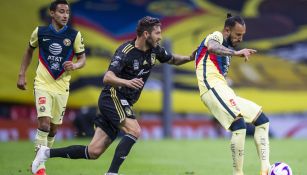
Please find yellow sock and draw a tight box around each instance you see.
[34,129,49,169]
[254,123,270,173]
[34,129,49,149]
[47,136,55,148]
[231,129,246,175]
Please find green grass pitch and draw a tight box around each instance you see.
[0,138,306,175]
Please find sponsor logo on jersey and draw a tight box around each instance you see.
[229,99,236,106]
[137,69,150,76]
[38,97,46,105]
[120,99,129,106]
[133,59,139,70]
[49,43,62,55]
[63,38,71,46]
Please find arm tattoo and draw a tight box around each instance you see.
[208,40,235,56]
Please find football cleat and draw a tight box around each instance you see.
[34,168,47,175]
[31,145,49,174]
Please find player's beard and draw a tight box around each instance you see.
[227,36,235,48]
[145,36,156,48]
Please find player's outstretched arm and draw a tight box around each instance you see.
[168,49,196,65]
[63,53,86,71]
[207,40,235,56]
[103,71,144,90]
[17,45,35,90]
[207,40,256,61]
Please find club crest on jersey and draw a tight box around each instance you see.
[39,106,46,112]
[133,59,139,70]
[49,43,62,55]
[63,38,71,46]
[151,53,156,65]
[124,107,133,116]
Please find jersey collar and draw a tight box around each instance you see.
[49,24,68,34]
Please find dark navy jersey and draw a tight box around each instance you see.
[102,40,172,105]
[36,25,84,79]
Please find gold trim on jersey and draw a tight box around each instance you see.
[122,44,134,54]
[110,87,126,122]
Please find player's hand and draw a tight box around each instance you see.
[63,61,76,71]
[234,48,257,62]
[189,49,197,61]
[17,75,27,90]
[125,78,144,89]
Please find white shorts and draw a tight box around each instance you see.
[34,89,69,125]
[201,83,262,130]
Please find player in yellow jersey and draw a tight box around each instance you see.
[195,13,270,175]
[17,1,86,175]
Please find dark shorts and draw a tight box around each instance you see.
[94,88,135,140]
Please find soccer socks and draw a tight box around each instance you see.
[108,134,137,173]
[254,122,270,173]
[47,136,55,148]
[231,129,246,175]
[35,129,49,148]
[50,145,90,159]
[34,129,49,170]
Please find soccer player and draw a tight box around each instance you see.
[194,13,270,175]
[31,16,195,175]
[17,1,86,175]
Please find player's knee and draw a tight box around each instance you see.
[38,117,51,132]
[229,117,246,131]
[38,124,50,133]
[128,126,141,139]
[88,146,103,160]
[253,112,269,126]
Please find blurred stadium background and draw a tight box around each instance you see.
[1,0,307,139]
[0,0,307,174]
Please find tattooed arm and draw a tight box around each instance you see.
[207,39,257,61]
[207,40,235,56]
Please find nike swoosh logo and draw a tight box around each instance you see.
[43,38,50,41]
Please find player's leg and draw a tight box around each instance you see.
[236,97,270,175]
[107,118,141,174]
[47,123,58,148]
[47,92,69,148]
[229,117,246,175]
[202,84,245,175]
[34,89,53,175]
[31,127,113,174]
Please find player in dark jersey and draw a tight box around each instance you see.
[32,16,195,175]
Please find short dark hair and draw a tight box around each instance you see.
[136,16,161,37]
[224,13,245,28]
[49,0,69,11]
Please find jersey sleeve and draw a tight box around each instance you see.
[73,31,85,55]
[108,49,127,74]
[29,27,38,48]
[204,31,223,47]
[155,46,173,63]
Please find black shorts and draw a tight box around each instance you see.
[94,88,135,141]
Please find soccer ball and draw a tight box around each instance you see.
[269,162,292,175]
